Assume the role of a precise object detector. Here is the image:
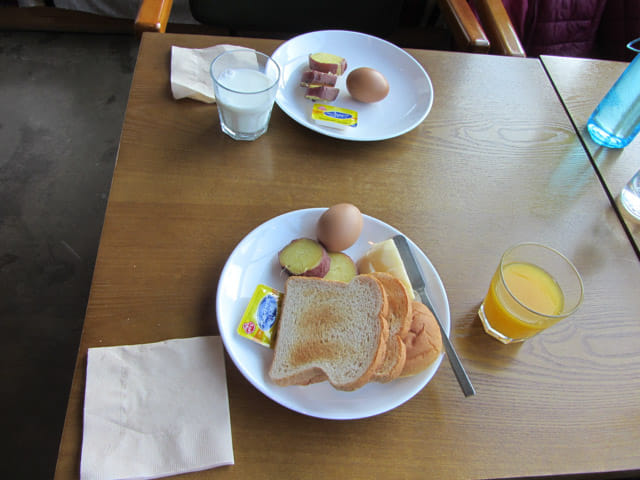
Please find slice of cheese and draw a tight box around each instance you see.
[357,239,415,300]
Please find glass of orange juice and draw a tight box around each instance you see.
[478,243,584,344]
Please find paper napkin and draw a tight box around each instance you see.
[170,44,253,103]
[80,336,234,480]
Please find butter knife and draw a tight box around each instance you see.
[393,235,476,397]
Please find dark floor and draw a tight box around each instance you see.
[0,30,138,478]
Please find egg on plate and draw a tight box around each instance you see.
[317,203,363,252]
[346,67,390,103]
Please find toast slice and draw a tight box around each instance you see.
[368,272,412,382]
[268,275,389,391]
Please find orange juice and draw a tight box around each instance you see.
[481,262,564,341]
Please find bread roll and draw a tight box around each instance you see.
[400,301,443,377]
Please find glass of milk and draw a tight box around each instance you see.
[211,50,281,141]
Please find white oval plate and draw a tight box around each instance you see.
[216,208,449,419]
[271,30,434,141]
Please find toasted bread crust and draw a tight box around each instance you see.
[378,336,407,381]
[269,275,389,391]
[342,312,388,391]
[368,272,412,382]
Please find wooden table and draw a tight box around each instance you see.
[55,33,640,479]
[541,55,640,256]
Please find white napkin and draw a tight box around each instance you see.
[170,44,254,103]
[80,336,234,480]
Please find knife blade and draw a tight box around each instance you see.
[393,234,476,397]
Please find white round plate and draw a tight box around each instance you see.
[271,30,434,141]
[216,208,449,419]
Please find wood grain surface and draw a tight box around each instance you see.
[55,34,640,480]
[541,54,640,256]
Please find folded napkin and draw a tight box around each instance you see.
[80,336,234,480]
[170,44,254,103]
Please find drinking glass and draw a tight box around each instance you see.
[478,243,584,344]
[586,38,640,149]
[619,169,640,223]
[210,50,280,141]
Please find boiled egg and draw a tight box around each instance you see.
[346,67,390,103]
[317,203,363,252]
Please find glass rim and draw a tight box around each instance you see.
[210,49,281,95]
[499,242,584,319]
[627,38,640,53]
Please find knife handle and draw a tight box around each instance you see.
[419,291,476,397]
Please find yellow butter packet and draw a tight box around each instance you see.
[311,103,358,129]
[237,284,282,347]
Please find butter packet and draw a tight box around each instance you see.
[237,284,282,347]
[311,103,358,130]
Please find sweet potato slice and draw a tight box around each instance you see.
[300,69,338,87]
[309,53,347,75]
[324,252,357,283]
[278,238,330,277]
[304,86,340,102]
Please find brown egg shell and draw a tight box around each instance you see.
[346,67,390,103]
[317,203,364,252]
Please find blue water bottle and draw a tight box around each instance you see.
[587,38,640,149]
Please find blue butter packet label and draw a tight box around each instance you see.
[311,104,358,128]
[237,284,282,347]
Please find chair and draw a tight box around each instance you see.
[438,0,525,56]
[1,0,522,56]
[135,0,497,54]
[436,0,489,53]
[136,0,174,33]
[0,0,175,34]
[473,0,525,56]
